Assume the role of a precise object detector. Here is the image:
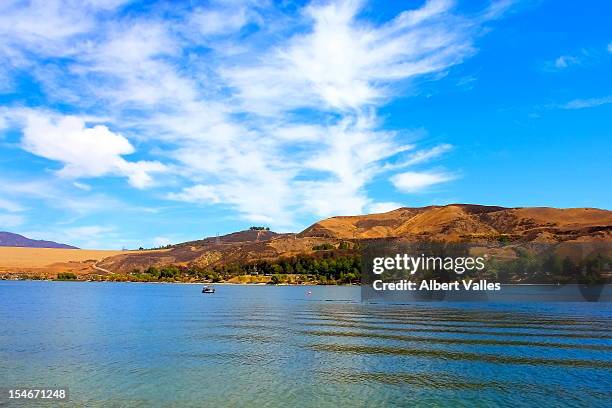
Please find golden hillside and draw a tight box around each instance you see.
[299,204,612,242]
[4,204,609,277]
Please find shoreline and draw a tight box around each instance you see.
[0,278,359,286]
[1,278,609,288]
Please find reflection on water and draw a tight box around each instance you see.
[0,281,610,407]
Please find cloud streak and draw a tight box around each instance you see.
[560,96,612,110]
[391,171,455,193]
[0,0,511,231]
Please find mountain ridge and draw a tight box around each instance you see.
[0,232,78,249]
[97,204,611,274]
[298,204,612,241]
[2,204,610,279]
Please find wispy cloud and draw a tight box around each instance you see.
[0,197,24,213]
[223,0,478,113]
[0,177,129,218]
[560,96,612,110]
[0,214,25,228]
[0,0,513,231]
[368,202,403,213]
[23,225,117,249]
[554,55,580,69]
[0,196,25,228]
[152,236,172,247]
[73,182,92,191]
[166,185,221,204]
[391,171,455,193]
[545,42,612,71]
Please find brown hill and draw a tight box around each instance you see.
[93,204,612,275]
[96,229,303,273]
[299,204,612,242]
[0,247,124,277]
[177,229,282,246]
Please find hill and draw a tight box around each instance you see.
[2,204,610,280]
[299,204,612,242]
[0,247,125,277]
[0,232,78,249]
[96,204,611,275]
[176,229,282,246]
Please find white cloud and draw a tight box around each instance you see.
[166,185,220,204]
[368,202,402,213]
[0,0,511,229]
[547,43,611,72]
[384,143,453,170]
[189,6,250,36]
[156,0,498,224]
[153,236,171,247]
[63,225,115,237]
[0,177,130,220]
[0,1,91,51]
[554,55,579,69]
[561,96,612,110]
[20,112,167,188]
[391,171,455,193]
[73,182,92,191]
[23,225,117,249]
[0,197,24,213]
[0,0,129,67]
[0,214,24,228]
[224,0,477,114]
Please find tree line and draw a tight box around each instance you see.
[100,252,362,284]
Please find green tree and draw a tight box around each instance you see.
[338,241,351,250]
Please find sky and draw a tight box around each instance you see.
[0,0,610,249]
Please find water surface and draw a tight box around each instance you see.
[1,281,610,407]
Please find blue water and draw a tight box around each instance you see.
[0,281,611,407]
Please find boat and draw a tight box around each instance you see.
[202,285,215,294]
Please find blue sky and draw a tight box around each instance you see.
[0,0,610,249]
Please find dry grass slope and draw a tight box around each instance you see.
[3,204,610,277]
[300,204,612,241]
[0,247,125,276]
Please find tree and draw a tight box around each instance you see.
[338,241,351,250]
[562,257,578,277]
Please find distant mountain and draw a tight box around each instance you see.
[0,232,78,249]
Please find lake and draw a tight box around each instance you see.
[1,281,611,407]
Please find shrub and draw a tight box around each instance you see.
[338,241,352,250]
[312,243,335,251]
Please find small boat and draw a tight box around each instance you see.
[202,285,215,294]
